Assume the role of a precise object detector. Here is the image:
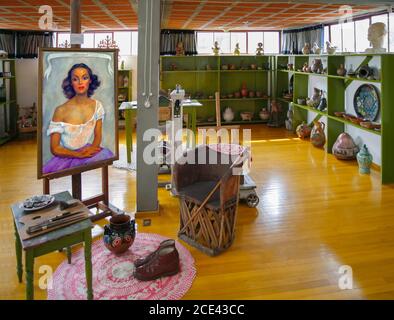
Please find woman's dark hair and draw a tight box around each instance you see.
[62,63,101,99]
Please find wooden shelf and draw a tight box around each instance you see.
[327,115,381,136]
[292,103,328,116]
[198,120,268,126]
[220,97,269,101]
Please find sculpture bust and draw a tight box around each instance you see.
[175,41,185,56]
[365,22,387,53]
[212,41,220,55]
[234,43,240,55]
[256,42,264,55]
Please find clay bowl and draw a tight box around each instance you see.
[334,111,346,118]
[240,111,253,121]
[234,92,241,98]
[350,117,364,125]
[372,122,381,130]
[360,121,373,129]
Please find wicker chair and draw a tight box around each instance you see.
[173,145,242,256]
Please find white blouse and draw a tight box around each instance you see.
[47,100,105,151]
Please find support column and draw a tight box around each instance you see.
[136,0,160,213]
[70,0,81,49]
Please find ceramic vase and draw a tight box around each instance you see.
[241,82,248,98]
[311,59,323,74]
[296,122,312,139]
[337,64,347,76]
[310,121,326,148]
[223,107,234,122]
[104,214,136,254]
[332,133,359,160]
[357,144,373,174]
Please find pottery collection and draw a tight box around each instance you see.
[296,122,312,139]
[357,144,373,174]
[104,214,136,254]
[223,107,235,122]
[310,121,326,148]
[332,133,359,160]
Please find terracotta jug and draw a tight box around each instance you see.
[104,214,136,254]
[337,64,347,76]
[241,82,248,98]
[310,121,326,148]
[296,122,312,139]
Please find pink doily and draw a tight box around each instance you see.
[47,233,196,300]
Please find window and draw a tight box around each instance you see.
[371,13,389,51]
[81,33,94,48]
[248,32,263,54]
[330,23,342,52]
[197,32,214,54]
[57,32,70,47]
[114,31,132,56]
[131,31,138,55]
[342,21,355,53]
[390,13,394,52]
[355,19,370,53]
[264,32,279,54]
[324,25,330,45]
[230,32,247,53]
[214,32,231,54]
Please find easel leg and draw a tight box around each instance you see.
[72,173,82,200]
[102,166,109,205]
[43,178,50,194]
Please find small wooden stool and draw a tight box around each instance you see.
[11,191,93,300]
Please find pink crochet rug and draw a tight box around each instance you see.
[47,233,196,300]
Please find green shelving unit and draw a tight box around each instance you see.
[117,69,132,129]
[276,53,394,184]
[160,55,275,125]
[0,58,17,145]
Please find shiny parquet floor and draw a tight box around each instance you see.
[1,126,394,300]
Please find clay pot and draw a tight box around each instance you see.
[104,214,136,254]
[337,64,347,76]
[311,59,323,74]
[229,64,237,70]
[255,91,262,98]
[296,122,312,139]
[332,133,359,160]
[241,82,248,98]
[234,91,241,98]
[249,91,255,98]
[223,107,234,122]
[259,108,270,120]
[310,121,326,148]
[240,111,253,121]
[250,64,257,70]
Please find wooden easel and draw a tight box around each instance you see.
[43,166,120,222]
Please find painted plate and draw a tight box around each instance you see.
[20,195,55,212]
[353,84,380,121]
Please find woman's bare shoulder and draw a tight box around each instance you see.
[52,102,69,122]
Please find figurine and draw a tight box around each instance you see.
[212,41,220,55]
[302,43,311,55]
[312,42,321,55]
[302,62,309,73]
[311,59,323,74]
[256,42,264,55]
[234,43,241,55]
[326,41,337,55]
[307,88,322,108]
[365,22,388,53]
[175,41,185,56]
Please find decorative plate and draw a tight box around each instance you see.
[353,84,380,121]
[20,195,55,212]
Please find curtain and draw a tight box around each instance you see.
[16,31,53,58]
[160,29,197,55]
[282,25,323,54]
[0,31,16,58]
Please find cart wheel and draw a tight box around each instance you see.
[246,194,259,208]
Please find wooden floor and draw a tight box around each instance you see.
[1,126,394,300]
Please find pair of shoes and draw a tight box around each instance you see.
[133,241,180,281]
[134,239,175,268]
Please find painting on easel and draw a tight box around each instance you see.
[38,48,119,179]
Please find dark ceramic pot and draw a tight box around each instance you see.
[104,214,136,254]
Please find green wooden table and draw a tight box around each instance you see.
[11,191,93,300]
[120,99,203,163]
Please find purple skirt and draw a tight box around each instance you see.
[43,144,114,174]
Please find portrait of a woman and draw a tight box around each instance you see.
[42,63,114,174]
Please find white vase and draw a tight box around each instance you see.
[223,107,234,122]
